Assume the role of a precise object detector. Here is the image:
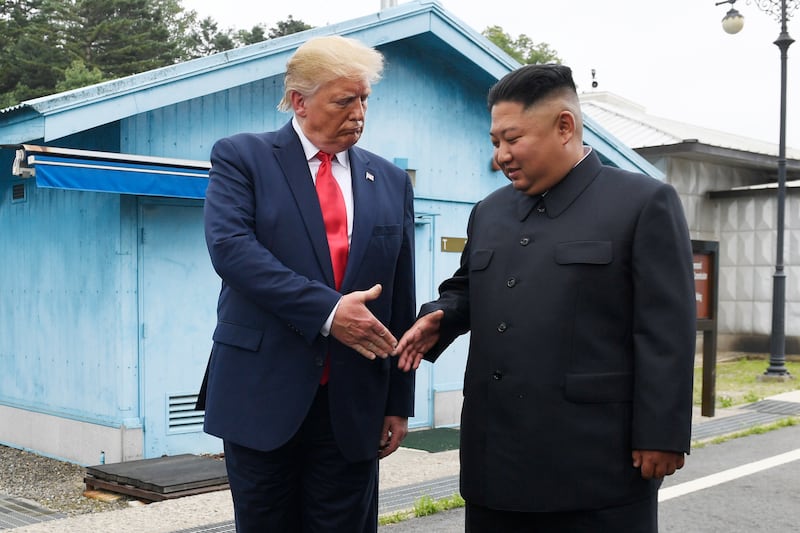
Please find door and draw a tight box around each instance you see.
[139,200,222,457]
[409,215,435,428]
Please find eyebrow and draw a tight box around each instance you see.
[490,126,521,138]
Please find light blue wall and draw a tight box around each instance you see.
[121,76,285,160]
[0,180,140,428]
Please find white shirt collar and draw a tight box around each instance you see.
[291,117,349,169]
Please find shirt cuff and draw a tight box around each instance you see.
[321,297,342,337]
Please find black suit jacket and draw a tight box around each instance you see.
[200,121,416,462]
[423,150,696,512]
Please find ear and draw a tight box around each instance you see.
[290,90,306,117]
[557,110,576,143]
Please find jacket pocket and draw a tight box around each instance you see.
[372,224,401,236]
[469,249,493,271]
[564,372,633,403]
[555,241,612,265]
[212,321,264,352]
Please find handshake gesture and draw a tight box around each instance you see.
[331,284,443,372]
[392,310,444,372]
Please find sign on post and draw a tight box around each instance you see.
[692,240,719,417]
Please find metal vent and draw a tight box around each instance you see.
[12,182,26,202]
[168,393,204,433]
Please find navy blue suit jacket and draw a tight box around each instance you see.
[202,121,416,462]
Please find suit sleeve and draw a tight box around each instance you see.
[421,203,478,363]
[204,137,340,344]
[631,183,697,453]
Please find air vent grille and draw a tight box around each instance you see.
[12,182,26,202]
[168,394,204,433]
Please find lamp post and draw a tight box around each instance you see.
[716,0,798,378]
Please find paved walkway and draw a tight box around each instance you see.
[2,391,799,532]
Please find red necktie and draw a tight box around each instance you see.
[316,151,348,384]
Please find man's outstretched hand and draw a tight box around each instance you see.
[393,310,444,371]
[331,284,397,359]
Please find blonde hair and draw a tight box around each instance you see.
[277,35,384,112]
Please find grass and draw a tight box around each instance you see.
[378,493,465,526]
[692,417,798,449]
[694,356,799,408]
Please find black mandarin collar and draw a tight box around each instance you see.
[515,149,603,221]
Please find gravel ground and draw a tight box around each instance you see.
[0,444,134,516]
[0,444,460,520]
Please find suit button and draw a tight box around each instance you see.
[506,278,516,288]
[537,205,546,213]
[497,322,507,332]
[520,237,530,246]
[315,357,324,366]
[492,371,503,380]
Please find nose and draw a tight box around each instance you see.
[494,144,511,166]
[350,99,366,122]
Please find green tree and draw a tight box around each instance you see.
[237,24,268,46]
[188,16,236,57]
[70,0,194,78]
[55,59,105,92]
[0,0,72,107]
[0,3,314,108]
[268,15,311,39]
[482,25,562,65]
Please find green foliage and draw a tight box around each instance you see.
[56,60,104,92]
[0,0,73,104]
[378,511,409,525]
[268,15,311,39]
[693,357,799,408]
[744,391,761,403]
[697,417,799,447]
[377,493,466,524]
[482,25,562,65]
[188,16,236,57]
[0,0,313,107]
[70,0,193,78]
[237,25,268,46]
[437,493,466,510]
[413,495,438,517]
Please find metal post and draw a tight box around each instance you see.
[766,0,794,377]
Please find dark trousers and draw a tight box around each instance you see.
[223,385,378,533]
[465,494,658,533]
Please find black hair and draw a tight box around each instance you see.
[487,64,576,112]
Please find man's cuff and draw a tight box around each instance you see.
[321,297,342,337]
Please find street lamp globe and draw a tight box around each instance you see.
[722,7,745,33]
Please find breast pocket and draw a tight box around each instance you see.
[469,249,494,271]
[372,224,401,237]
[555,241,612,265]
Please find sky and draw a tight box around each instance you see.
[181,0,800,148]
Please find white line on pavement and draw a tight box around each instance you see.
[658,448,800,502]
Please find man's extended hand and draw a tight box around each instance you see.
[331,284,397,360]
[632,450,685,479]
[378,416,408,459]
[393,310,444,372]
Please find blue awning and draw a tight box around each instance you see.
[7,145,210,199]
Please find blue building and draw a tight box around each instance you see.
[0,0,659,465]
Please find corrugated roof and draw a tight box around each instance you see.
[580,91,800,160]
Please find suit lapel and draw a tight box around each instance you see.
[272,123,336,288]
[342,148,377,291]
